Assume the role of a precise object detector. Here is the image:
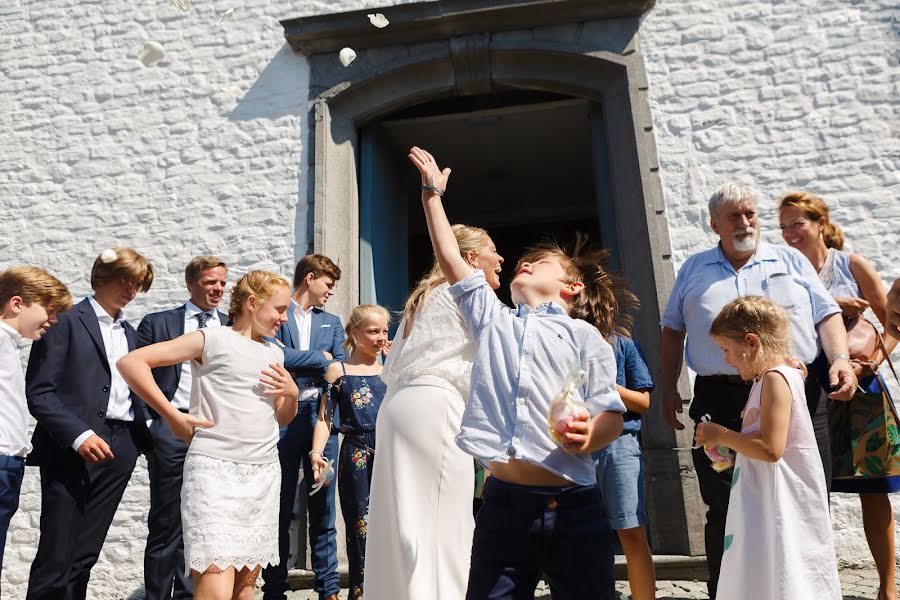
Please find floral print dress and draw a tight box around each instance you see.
[326,364,386,600]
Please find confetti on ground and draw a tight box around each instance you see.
[367,13,389,28]
[339,47,357,67]
[217,8,234,22]
[138,42,166,67]
[168,0,191,11]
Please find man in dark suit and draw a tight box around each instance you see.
[263,254,345,600]
[137,256,228,600]
[25,247,155,600]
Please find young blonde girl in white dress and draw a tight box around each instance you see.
[119,271,299,600]
[695,296,841,600]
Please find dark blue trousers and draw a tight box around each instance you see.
[263,400,339,600]
[26,420,138,600]
[337,432,375,600]
[0,454,25,592]
[144,418,193,600]
[466,478,616,600]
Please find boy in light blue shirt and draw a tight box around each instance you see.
[410,147,626,600]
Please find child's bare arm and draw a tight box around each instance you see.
[408,146,471,286]
[618,385,651,414]
[261,363,299,426]
[695,370,792,462]
[562,411,623,455]
[310,371,338,483]
[118,332,215,442]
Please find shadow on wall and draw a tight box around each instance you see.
[227,43,309,123]
[227,42,312,261]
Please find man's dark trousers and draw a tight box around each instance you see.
[690,367,831,599]
[263,398,340,600]
[144,418,192,600]
[26,421,138,600]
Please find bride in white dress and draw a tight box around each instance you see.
[364,224,504,600]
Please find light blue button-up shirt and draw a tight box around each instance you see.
[449,271,624,486]
[660,241,840,375]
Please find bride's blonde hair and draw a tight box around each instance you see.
[402,224,491,319]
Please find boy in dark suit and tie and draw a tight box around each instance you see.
[25,247,155,600]
[136,255,228,600]
[263,255,345,600]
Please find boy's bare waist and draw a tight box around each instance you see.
[490,458,575,487]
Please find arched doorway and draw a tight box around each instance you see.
[283,0,704,562]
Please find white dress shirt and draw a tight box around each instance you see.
[71,297,134,451]
[292,300,321,402]
[0,321,30,457]
[172,301,221,411]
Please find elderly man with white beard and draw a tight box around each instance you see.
[658,182,856,599]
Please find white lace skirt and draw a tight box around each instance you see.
[181,453,281,575]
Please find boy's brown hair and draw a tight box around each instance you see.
[292,254,341,289]
[185,255,227,282]
[90,248,155,292]
[515,234,639,338]
[0,266,73,315]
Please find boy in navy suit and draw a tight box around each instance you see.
[263,255,345,600]
[137,255,228,600]
[0,266,71,596]
[25,247,155,600]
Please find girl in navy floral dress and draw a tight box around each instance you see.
[311,304,390,600]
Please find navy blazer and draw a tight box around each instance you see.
[26,298,153,465]
[277,305,345,390]
[136,304,228,417]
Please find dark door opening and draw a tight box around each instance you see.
[360,91,618,315]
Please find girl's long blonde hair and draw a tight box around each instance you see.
[402,224,491,319]
[709,295,802,379]
[343,304,391,354]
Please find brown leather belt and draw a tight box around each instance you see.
[696,374,752,386]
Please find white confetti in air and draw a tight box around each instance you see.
[338,47,357,67]
[224,85,243,98]
[138,42,165,67]
[217,8,234,22]
[100,249,118,264]
[168,0,191,11]
[367,13,389,28]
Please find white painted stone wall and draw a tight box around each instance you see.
[0,0,897,597]
[640,0,900,569]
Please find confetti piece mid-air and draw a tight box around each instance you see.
[367,13,389,28]
[169,0,191,11]
[339,47,357,67]
[217,8,234,22]
[138,42,166,67]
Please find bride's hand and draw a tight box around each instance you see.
[408,146,451,193]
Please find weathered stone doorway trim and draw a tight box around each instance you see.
[283,0,704,555]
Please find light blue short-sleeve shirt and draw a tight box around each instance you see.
[660,241,840,375]
[449,270,625,486]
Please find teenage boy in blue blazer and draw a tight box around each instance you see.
[137,255,228,600]
[25,248,155,600]
[263,254,345,600]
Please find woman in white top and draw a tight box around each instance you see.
[364,224,504,600]
[119,271,299,600]
[778,192,898,600]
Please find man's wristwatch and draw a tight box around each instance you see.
[830,353,851,364]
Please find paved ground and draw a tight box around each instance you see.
[257,567,895,599]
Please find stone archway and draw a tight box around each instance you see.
[283,0,705,559]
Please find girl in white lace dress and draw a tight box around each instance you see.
[119,271,299,600]
[364,224,504,600]
[695,296,841,600]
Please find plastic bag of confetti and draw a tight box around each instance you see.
[699,414,734,472]
[547,366,590,446]
[310,458,335,496]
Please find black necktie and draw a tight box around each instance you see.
[196,312,210,328]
